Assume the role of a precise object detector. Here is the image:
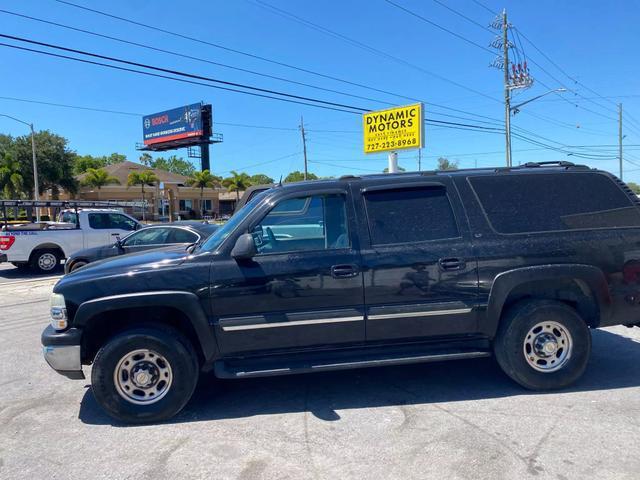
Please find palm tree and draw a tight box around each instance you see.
[0,151,24,199]
[81,167,120,200]
[222,171,252,201]
[187,169,221,218]
[127,170,158,221]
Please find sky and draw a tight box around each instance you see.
[1,0,640,182]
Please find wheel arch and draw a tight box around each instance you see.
[485,264,611,337]
[30,242,66,259]
[74,291,218,368]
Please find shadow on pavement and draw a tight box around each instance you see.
[0,265,63,281]
[78,328,640,426]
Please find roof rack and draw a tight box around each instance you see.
[521,161,576,168]
[339,175,361,180]
[0,200,133,208]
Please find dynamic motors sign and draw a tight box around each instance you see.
[142,103,204,146]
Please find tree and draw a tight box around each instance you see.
[284,171,318,183]
[73,152,128,175]
[148,155,195,176]
[0,151,24,199]
[12,130,78,198]
[437,157,458,171]
[127,170,158,221]
[139,153,153,167]
[222,171,252,201]
[627,182,640,195]
[187,169,222,217]
[249,173,274,185]
[81,167,120,200]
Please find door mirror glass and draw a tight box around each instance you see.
[231,233,257,260]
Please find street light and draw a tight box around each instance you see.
[0,114,40,221]
[506,88,566,166]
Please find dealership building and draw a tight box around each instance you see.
[57,161,239,220]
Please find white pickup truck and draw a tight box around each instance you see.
[0,209,140,273]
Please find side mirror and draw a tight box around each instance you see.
[231,233,257,260]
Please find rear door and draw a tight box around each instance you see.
[210,188,365,356]
[356,178,479,342]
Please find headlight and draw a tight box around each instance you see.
[49,293,68,330]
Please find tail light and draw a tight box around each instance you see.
[0,235,15,250]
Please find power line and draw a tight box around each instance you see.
[0,8,398,108]
[383,0,495,54]
[430,0,493,33]
[0,41,362,115]
[52,0,488,109]
[0,33,370,113]
[249,0,501,103]
[470,0,498,16]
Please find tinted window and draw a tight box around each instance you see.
[168,228,198,244]
[124,228,171,246]
[253,194,349,254]
[89,213,137,230]
[109,214,137,231]
[469,173,640,234]
[364,186,459,245]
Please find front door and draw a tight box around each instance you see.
[355,179,479,342]
[210,190,365,356]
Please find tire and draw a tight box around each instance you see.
[91,327,199,423]
[29,249,61,274]
[494,299,591,390]
[69,260,88,272]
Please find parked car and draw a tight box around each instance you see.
[1,208,140,273]
[64,221,219,274]
[41,162,640,423]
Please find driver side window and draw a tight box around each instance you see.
[252,194,349,254]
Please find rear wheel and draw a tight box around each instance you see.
[494,299,591,390]
[30,249,61,274]
[91,327,198,423]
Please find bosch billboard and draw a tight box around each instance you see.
[142,103,204,146]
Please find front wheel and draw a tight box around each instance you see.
[91,327,199,423]
[494,299,591,390]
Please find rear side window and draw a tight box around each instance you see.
[168,228,198,244]
[469,173,640,234]
[364,186,459,245]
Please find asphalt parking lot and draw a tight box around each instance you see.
[1,263,640,480]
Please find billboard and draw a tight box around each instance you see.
[142,103,204,146]
[363,103,423,154]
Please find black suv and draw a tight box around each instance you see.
[42,162,640,423]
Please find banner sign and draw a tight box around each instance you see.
[143,103,203,146]
[363,103,423,154]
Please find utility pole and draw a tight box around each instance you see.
[418,148,422,171]
[619,103,623,180]
[502,9,512,168]
[30,123,40,222]
[300,116,308,180]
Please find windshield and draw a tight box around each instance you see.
[199,190,271,252]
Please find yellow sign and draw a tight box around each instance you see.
[363,103,423,154]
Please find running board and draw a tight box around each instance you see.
[214,346,491,379]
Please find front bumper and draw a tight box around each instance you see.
[41,325,85,380]
[0,253,7,263]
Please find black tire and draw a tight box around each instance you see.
[29,249,61,274]
[91,327,199,424]
[69,260,88,272]
[494,299,591,390]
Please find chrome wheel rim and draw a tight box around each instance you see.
[113,349,173,405]
[38,253,57,271]
[523,321,573,372]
